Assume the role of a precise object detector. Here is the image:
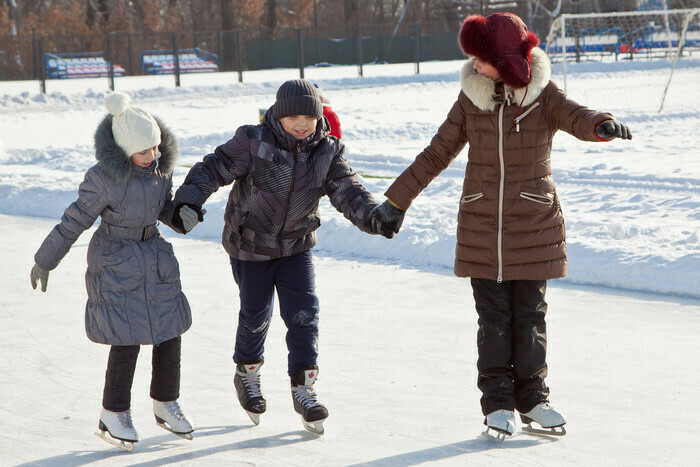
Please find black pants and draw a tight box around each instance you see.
[102,336,181,412]
[230,250,320,378]
[471,278,550,416]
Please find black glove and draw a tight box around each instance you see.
[30,263,50,292]
[369,200,406,239]
[596,120,632,140]
[172,204,206,233]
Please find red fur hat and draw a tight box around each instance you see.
[458,12,540,88]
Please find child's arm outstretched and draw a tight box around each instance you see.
[323,144,379,235]
[173,126,252,225]
[30,168,110,293]
[369,94,470,239]
[548,85,633,142]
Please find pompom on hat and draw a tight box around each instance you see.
[104,91,161,157]
[458,12,540,88]
[271,79,323,120]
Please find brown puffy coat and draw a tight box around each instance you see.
[385,48,614,281]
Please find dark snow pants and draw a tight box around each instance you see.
[471,278,550,416]
[230,250,320,379]
[102,336,181,412]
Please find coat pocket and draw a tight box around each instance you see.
[156,237,181,284]
[101,244,141,293]
[232,212,250,238]
[519,191,554,206]
[460,192,484,205]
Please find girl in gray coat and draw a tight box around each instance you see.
[30,92,201,451]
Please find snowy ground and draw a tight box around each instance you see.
[1,58,699,465]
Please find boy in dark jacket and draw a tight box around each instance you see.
[370,13,632,443]
[174,79,378,434]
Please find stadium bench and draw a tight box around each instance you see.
[44,52,126,79]
[141,48,218,75]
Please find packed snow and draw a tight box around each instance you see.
[1,56,699,465]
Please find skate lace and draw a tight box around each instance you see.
[117,410,135,430]
[241,373,263,398]
[292,385,320,409]
[163,401,186,422]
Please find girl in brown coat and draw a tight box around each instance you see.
[369,12,632,442]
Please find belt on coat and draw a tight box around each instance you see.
[100,223,158,241]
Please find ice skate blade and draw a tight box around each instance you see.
[94,430,135,451]
[522,423,566,437]
[245,411,261,426]
[481,427,511,444]
[302,419,325,435]
[156,421,194,440]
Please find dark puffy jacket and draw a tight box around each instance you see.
[385,47,615,281]
[175,114,377,261]
[34,116,191,345]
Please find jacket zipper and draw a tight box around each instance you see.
[497,103,505,283]
[514,102,540,132]
[277,143,300,256]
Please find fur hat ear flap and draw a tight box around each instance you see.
[458,15,490,60]
[524,32,541,54]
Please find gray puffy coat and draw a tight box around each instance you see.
[34,115,191,345]
[175,113,377,261]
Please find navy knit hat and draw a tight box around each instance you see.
[458,12,540,88]
[271,79,323,120]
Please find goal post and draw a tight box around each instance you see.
[544,9,700,113]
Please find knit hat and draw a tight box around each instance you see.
[271,79,323,120]
[104,91,161,157]
[458,12,540,88]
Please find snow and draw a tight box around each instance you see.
[1,57,699,465]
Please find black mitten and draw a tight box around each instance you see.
[596,120,632,140]
[172,204,205,233]
[369,200,406,239]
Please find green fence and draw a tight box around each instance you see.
[0,24,466,91]
[245,32,462,70]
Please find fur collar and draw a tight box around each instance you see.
[460,47,551,112]
[94,114,178,184]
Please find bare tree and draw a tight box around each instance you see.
[86,0,109,29]
[263,0,277,37]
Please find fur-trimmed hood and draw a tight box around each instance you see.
[460,46,551,112]
[94,114,178,184]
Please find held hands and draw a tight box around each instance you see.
[173,204,206,234]
[596,120,632,140]
[369,200,406,239]
[30,263,49,292]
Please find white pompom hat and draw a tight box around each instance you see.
[104,91,161,157]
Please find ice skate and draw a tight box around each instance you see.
[234,361,266,425]
[520,402,567,436]
[154,400,195,440]
[481,409,516,444]
[291,367,328,435]
[94,408,138,451]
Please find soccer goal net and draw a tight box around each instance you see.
[544,9,700,113]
